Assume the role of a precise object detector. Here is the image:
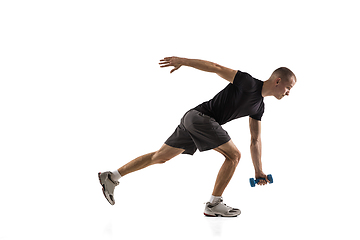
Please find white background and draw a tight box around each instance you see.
[1,0,359,239]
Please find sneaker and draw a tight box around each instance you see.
[204,197,241,217]
[98,171,119,205]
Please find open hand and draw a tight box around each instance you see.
[159,56,183,73]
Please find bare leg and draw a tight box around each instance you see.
[212,140,241,196]
[118,144,184,177]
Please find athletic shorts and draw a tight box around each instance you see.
[165,109,231,155]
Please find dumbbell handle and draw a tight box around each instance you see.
[249,174,273,187]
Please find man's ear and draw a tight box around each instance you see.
[275,78,281,87]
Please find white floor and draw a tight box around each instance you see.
[1,152,359,240]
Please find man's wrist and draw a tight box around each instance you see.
[179,57,189,66]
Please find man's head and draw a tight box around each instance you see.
[268,67,297,100]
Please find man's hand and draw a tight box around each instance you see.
[255,171,270,186]
[159,56,184,73]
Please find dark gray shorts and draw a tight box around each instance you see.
[165,109,231,155]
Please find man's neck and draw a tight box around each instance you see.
[261,80,273,98]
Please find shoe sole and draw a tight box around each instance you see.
[98,172,115,205]
[204,213,239,217]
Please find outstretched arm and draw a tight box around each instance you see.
[159,56,237,83]
[249,117,270,185]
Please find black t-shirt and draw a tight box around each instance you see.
[193,71,265,125]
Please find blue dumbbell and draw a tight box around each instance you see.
[249,174,273,187]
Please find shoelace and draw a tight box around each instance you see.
[107,173,119,186]
[205,198,231,208]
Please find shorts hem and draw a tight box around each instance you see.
[197,138,231,152]
[164,142,197,156]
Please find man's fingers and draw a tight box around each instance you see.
[257,179,268,185]
[159,57,181,73]
[159,59,169,64]
[159,63,171,68]
[159,57,172,64]
[159,61,173,68]
[170,65,181,73]
[159,60,174,68]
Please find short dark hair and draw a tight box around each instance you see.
[272,67,297,82]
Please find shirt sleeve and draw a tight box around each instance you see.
[232,71,256,91]
[249,104,265,121]
[249,113,263,121]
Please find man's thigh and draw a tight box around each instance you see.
[213,140,241,160]
[184,110,231,152]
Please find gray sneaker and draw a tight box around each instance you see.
[204,197,241,217]
[98,171,119,205]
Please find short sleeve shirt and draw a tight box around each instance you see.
[193,71,265,125]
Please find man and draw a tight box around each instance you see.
[98,56,296,217]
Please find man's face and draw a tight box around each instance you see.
[275,77,296,100]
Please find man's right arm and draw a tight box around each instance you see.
[159,56,237,83]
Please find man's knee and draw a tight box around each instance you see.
[229,150,241,165]
[215,140,241,164]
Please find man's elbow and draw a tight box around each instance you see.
[250,137,261,146]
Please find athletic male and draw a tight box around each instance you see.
[98,56,296,217]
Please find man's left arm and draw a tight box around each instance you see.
[159,56,237,83]
[249,117,270,185]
